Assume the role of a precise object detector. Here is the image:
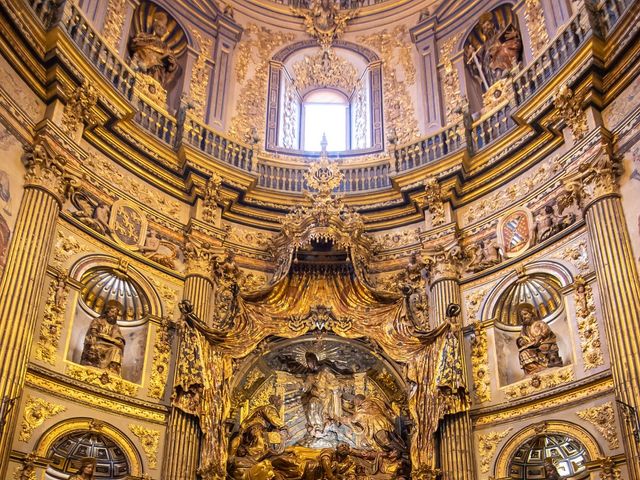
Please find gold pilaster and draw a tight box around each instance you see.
[425,249,475,480]
[0,139,67,477]
[162,240,215,480]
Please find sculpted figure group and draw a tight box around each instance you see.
[516,303,562,375]
[80,300,126,376]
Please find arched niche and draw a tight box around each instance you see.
[265,41,384,155]
[127,0,189,112]
[462,3,524,113]
[482,262,574,386]
[494,421,603,478]
[66,255,162,383]
[34,418,142,478]
[230,334,408,450]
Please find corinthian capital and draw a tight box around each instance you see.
[559,138,622,211]
[22,138,68,204]
[422,240,464,284]
[183,236,219,277]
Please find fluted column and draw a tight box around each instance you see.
[163,239,216,480]
[425,246,475,480]
[571,140,640,479]
[0,139,68,477]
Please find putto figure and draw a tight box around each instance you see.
[80,300,126,376]
[516,303,562,374]
[129,11,179,88]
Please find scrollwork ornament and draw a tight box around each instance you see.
[22,138,68,204]
[188,29,214,119]
[34,275,69,365]
[478,428,512,473]
[553,85,588,140]
[423,241,464,284]
[129,424,160,468]
[574,276,604,370]
[523,0,550,57]
[202,173,223,224]
[61,80,98,135]
[19,396,66,442]
[471,322,491,403]
[576,402,619,449]
[423,175,446,226]
[102,0,126,51]
[148,317,176,399]
[598,457,622,480]
[13,453,37,480]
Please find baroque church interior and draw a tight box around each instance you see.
[0,0,639,479]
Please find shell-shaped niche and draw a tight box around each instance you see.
[80,266,151,324]
[493,273,563,327]
[509,433,589,478]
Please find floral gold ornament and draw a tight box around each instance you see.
[188,29,214,119]
[61,81,98,135]
[129,424,160,468]
[19,396,66,442]
[574,276,604,370]
[66,363,139,396]
[553,85,588,140]
[471,322,491,403]
[598,457,622,480]
[478,428,512,473]
[34,275,69,365]
[504,365,574,399]
[422,175,446,226]
[291,0,359,52]
[102,0,126,51]
[440,34,464,124]
[292,49,357,93]
[148,317,175,399]
[576,402,619,449]
[523,0,550,56]
[12,452,37,480]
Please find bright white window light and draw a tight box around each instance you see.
[303,89,348,151]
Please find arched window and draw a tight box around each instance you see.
[302,89,349,151]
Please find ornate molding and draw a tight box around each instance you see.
[553,85,588,140]
[524,0,550,56]
[423,240,464,284]
[102,0,126,51]
[19,396,66,442]
[503,365,575,400]
[293,49,357,93]
[422,175,446,226]
[287,305,353,334]
[183,236,218,277]
[148,318,176,399]
[471,322,491,403]
[189,29,214,119]
[576,402,619,449]
[553,239,590,273]
[291,1,358,52]
[478,428,512,473]
[65,363,139,396]
[440,34,464,124]
[202,173,223,224]
[129,424,160,469]
[598,457,622,480]
[34,275,69,365]
[574,276,604,370]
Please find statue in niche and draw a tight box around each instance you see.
[465,12,522,91]
[533,205,575,244]
[70,191,111,236]
[128,11,179,88]
[80,300,126,376]
[68,457,96,480]
[543,457,561,480]
[516,303,563,375]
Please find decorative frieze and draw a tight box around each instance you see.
[503,365,574,400]
[34,275,69,365]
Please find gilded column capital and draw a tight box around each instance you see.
[560,138,622,211]
[422,241,464,284]
[183,237,219,277]
[22,138,69,205]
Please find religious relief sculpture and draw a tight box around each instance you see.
[292,0,359,51]
[515,303,563,375]
[465,239,503,273]
[80,300,126,376]
[533,204,575,245]
[70,191,111,236]
[139,229,178,269]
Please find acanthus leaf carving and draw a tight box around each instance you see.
[576,402,619,449]
[574,276,604,370]
[478,428,512,473]
[471,322,491,403]
[23,138,68,203]
[61,80,98,135]
[129,424,160,469]
[19,396,66,442]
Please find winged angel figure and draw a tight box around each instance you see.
[292,0,359,51]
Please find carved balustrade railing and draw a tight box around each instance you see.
[134,99,178,145]
[183,115,254,171]
[55,1,136,100]
[256,158,392,193]
[596,0,636,33]
[470,103,515,151]
[393,122,464,172]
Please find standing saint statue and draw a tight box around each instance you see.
[80,300,126,376]
[68,457,96,480]
[128,11,179,88]
[516,303,562,374]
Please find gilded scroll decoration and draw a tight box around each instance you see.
[19,396,66,442]
[291,0,359,52]
[471,322,491,403]
[62,81,98,135]
[102,0,126,51]
[129,424,160,468]
[353,79,368,149]
[478,428,512,473]
[230,24,294,144]
[23,138,68,202]
[440,34,464,124]
[52,230,90,269]
[13,453,37,480]
[35,275,69,365]
[504,365,574,400]
[189,29,214,119]
[555,240,590,273]
[465,287,489,322]
[202,173,223,224]
[574,276,604,370]
[148,318,175,399]
[292,49,357,93]
[524,0,550,56]
[282,76,299,150]
[359,26,419,145]
[576,402,619,449]
[423,175,446,226]
[598,457,622,480]
[66,363,139,396]
[553,85,588,140]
